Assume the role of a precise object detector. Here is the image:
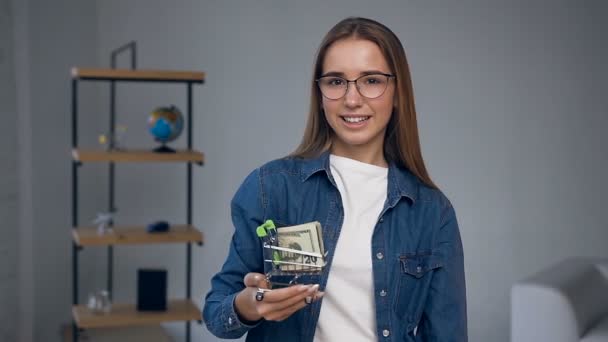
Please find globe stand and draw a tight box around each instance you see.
[153,143,176,153]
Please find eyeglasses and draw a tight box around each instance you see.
[316,73,395,100]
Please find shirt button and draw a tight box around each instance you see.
[379,217,384,223]
[228,317,233,325]
[383,329,390,337]
[376,252,384,260]
[379,290,387,297]
[417,266,422,273]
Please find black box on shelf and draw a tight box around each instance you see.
[137,268,167,311]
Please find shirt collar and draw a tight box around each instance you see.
[299,150,417,204]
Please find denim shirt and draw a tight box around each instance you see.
[203,151,467,341]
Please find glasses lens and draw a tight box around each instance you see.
[319,76,348,100]
[356,74,389,99]
[318,77,347,99]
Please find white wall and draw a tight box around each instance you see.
[12,1,608,341]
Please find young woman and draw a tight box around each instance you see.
[203,17,467,342]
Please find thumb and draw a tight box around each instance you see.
[244,272,270,289]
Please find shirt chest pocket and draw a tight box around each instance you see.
[400,253,443,278]
[393,252,443,321]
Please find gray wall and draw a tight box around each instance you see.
[11,0,101,340]
[94,1,608,341]
[1,0,19,341]
[10,1,608,341]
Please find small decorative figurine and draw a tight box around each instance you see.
[87,289,112,314]
[98,124,128,151]
[93,211,114,235]
[147,220,170,233]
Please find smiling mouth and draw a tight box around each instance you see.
[341,116,371,123]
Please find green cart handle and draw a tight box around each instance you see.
[256,219,276,238]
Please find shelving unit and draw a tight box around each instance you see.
[70,42,205,342]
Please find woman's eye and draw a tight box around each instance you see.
[327,78,344,86]
[365,77,382,84]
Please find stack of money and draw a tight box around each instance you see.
[276,221,325,272]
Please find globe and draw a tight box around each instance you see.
[147,105,184,153]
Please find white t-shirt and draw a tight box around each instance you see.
[314,154,388,342]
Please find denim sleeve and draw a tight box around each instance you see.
[416,203,468,342]
[203,168,266,339]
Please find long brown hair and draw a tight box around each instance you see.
[290,17,437,189]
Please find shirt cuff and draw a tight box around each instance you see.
[222,292,263,332]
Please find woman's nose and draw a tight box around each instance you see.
[344,82,363,107]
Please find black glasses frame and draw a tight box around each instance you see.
[315,73,395,100]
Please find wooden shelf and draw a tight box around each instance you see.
[73,225,203,246]
[63,324,171,342]
[73,299,201,329]
[71,67,205,83]
[72,149,204,164]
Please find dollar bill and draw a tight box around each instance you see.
[276,222,325,272]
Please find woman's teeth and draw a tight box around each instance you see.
[342,116,370,123]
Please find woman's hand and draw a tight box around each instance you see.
[234,272,324,322]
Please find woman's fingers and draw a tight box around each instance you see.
[244,272,269,288]
[256,285,320,320]
[258,286,323,321]
[265,285,319,306]
[261,284,316,303]
[241,273,327,322]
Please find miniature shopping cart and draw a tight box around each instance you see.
[256,220,326,289]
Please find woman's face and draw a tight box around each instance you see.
[321,38,395,159]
